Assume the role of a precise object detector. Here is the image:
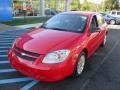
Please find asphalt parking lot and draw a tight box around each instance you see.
[0,26,120,90]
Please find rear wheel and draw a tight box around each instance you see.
[73,52,86,77]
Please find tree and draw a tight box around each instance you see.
[80,0,90,11]
[70,0,79,10]
[112,0,119,10]
[104,0,120,11]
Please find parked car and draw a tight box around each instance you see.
[109,11,120,18]
[26,10,38,16]
[45,9,61,16]
[105,14,120,25]
[8,11,108,82]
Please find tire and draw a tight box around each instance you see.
[73,52,86,77]
[101,35,107,47]
[110,20,116,25]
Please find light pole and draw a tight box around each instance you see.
[64,0,72,12]
[40,0,45,16]
[65,0,68,11]
[119,0,120,9]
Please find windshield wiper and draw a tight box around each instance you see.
[41,26,82,33]
[41,25,46,28]
[40,23,49,29]
[48,27,68,31]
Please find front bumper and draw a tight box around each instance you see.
[8,49,74,82]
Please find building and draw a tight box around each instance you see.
[13,0,71,16]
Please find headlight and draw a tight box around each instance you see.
[42,50,70,64]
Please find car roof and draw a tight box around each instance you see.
[61,11,98,16]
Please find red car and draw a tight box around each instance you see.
[8,11,108,82]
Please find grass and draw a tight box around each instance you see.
[1,17,49,26]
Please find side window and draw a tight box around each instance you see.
[97,14,105,26]
[111,11,116,15]
[90,16,98,33]
[117,12,120,15]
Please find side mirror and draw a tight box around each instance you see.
[93,27,101,32]
[90,27,101,33]
[40,23,46,28]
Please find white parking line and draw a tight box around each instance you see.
[0,43,12,45]
[0,36,17,38]
[0,37,15,40]
[0,69,16,73]
[0,50,8,53]
[0,61,9,64]
[20,80,39,90]
[0,38,14,40]
[0,35,19,37]
[0,77,33,84]
[0,46,11,48]
[0,55,8,57]
[0,41,13,43]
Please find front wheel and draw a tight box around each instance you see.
[73,52,86,77]
[110,20,116,25]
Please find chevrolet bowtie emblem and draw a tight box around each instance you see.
[21,53,26,56]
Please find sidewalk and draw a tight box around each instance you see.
[108,25,120,29]
[0,23,42,32]
[0,23,19,31]
[15,23,42,29]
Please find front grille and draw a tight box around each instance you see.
[14,51,36,61]
[14,46,40,61]
[15,46,40,57]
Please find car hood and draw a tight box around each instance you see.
[15,28,83,54]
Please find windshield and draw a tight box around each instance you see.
[41,14,88,33]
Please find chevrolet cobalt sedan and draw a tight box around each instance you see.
[8,11,108,82]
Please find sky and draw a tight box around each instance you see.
[91,0,102,4]
[80,0,103,4]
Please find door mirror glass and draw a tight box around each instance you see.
[94,27,100,32]
[91,27,100,33]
